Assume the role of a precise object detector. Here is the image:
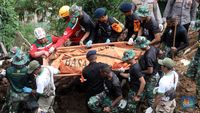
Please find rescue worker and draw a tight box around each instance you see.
[120,50,146,113]
[119,2,141,42]
[136,5,161,46]
[82,50,107,113]
[88,64,123,113]
[153,57,178,113]
[160,17,189,58]
[134,36,162,107]
[163,0,199,31]
[70,5,96,47]
[29,27,65,63]
[59,5,95,46]
[93,8,123,43]
[22,60,60,113]
[132,0,163,31]
[185,29,200,107]
[1,48,30,113]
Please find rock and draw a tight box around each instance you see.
[186,88,195,92]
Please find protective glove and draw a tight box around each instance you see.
[23,87,32,93]
[183,48,191,55]
[127,38,134,45]
[145,107,153,113]
[159,24,164,31]
[86,40,93,48]
[117,67,125,73]
[49,47,55,53]
[190,21,195,29]
[105,39,110,44]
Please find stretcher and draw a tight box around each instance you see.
[45,42,144,77]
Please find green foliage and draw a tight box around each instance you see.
[78,0,130,22]
[50,0,131,36]
[19,22,52,44]
[0,0,19,49]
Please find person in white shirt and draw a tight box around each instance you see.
[23,60,60,113]
[153,57,178,113]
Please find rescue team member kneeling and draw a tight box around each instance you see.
[153,57,178,113]
[22,60,60,113]
[82,50,107,113]
[88,64,123,113]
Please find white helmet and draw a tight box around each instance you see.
[34,27,46,39]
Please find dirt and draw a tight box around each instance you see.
[0,31,199,113]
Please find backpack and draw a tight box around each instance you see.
[164,73,176,101]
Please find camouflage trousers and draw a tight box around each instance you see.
[156,99,176,113]
[124,90,140,113]
[186,49,200,101]
[88,91,120,113]
[144,74,160,107]
[160,44,172,58]
[2,88,29,113]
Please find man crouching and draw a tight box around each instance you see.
[88,64,123,113]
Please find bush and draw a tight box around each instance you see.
[0,0,19,49]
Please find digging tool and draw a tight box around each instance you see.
[172,20,178,59]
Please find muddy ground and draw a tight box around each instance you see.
[0,31,199,113]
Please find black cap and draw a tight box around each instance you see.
[86,50,97,58]
[94,8,106,19]
[119,3,132,13]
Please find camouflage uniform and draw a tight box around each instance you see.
[125,90,139,113]
[88,91,119,113]
[144,74,159,107]
[160,43,172,58]
[186,33,200,101]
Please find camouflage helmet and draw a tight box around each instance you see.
[12,49,29,66]
[70,4,82,18]
[135,5,150,17]
[134,36,150,48]
[122,50,136,61]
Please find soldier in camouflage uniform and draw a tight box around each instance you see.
[1,48,30,113]
[119,50,146,113]
[88,64,123,113]
[186,31,200,106]
[134,36,162,107]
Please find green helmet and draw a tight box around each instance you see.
[122,50,136,61]
[134,36,150,48]
[135,5,150,17]
[12,49,29,66]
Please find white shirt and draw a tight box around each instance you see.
[36,66,59,94]
[157,70,179,94]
